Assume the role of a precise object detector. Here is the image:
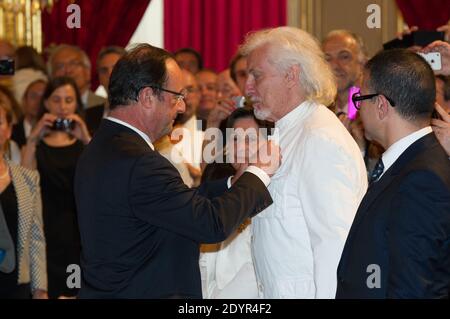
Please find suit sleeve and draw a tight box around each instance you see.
[387,170,450,299]
[129,153,272,244]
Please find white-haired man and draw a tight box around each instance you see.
[241,27,368,298]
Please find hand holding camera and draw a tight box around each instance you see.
[27,113,91,145]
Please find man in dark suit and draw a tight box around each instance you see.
[74,44,280,299]
[336,49,450,299]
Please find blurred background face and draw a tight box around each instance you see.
[97,52,122,94]
[233,57,248,95]
[175,52,200,74]
[44,84,78,118]
[177,69,200,124]
[323,34,363,93]
[195,70,218,119]
[0,40,14,59]
[23,81,46,119]
[51,48,90,94]
[231,116,261,165]
[0,106,12,150]
[217,69,241,99]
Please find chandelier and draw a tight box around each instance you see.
[0,0,56,52]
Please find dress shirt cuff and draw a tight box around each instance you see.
[226,166,270,188]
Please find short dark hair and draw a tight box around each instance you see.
[108,43,174,109]
[96,46,126,69]
[229,53,244,85]
[365,49,436,121]
[174,47,203,70]
[38,76,83,119]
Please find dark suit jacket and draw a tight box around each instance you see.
[84,103,105,136]
[74,119,272,299]
[336,133,450,299]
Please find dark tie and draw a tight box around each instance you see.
[369,158,384,185]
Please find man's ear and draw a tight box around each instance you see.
[377,95,390,120]
[138,87,155,110]
[285,64,300,89]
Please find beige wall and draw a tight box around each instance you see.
[288,0,405,58]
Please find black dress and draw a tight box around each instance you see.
[0,182,31,299]
[36,139,84,298]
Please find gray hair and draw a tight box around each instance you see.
[323,29,368,64]
[240,27,337,106]
[47,44,91,75]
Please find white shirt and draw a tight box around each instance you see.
[173,115,205,169]
[105,117,154,150]
[252,101,368,299]
[380,127,433,178]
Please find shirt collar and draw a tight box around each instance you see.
[275,100,316,131]
[381,126,433,177]
[105,116,154,150]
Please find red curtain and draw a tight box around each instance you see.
[396,0,450,30]
[164,0,286,72]
[42,0,150,88]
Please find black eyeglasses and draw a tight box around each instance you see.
[138,85,186,103]
[352,91,396,110]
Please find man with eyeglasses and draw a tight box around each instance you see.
[336,49,450,299]
[74,43,281,299]
[49,44,105,109]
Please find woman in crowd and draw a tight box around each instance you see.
[12,79,47,148]
[200,106,268,298]
[0,100,47,299]
[21,76,91,298]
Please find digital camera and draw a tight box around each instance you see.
[52,118,75,132]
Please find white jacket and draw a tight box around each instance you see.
[252,101,368,298]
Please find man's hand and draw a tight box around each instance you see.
[422,41,450,76]
[432,103,450,156]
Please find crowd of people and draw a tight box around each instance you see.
[0,22,449,299]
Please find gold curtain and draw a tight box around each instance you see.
[0,0,55,52]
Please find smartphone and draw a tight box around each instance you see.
[347,86,359,121]
[233,96,246,108]
[418,52,442,71]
